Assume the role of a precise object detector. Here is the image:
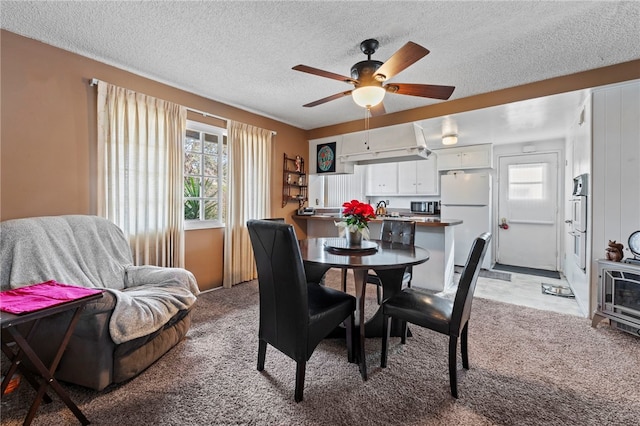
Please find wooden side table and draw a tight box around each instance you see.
[1,292,103,425]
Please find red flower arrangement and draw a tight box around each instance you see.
[335,199,376,239]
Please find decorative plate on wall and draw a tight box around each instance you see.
[317,142,336,173]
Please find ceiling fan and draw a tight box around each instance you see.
[293,39,455,116]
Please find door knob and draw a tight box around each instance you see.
[499,217,509,230]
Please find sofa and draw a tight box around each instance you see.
[0,215,200,390]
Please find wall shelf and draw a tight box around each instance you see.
[282,154,308,208]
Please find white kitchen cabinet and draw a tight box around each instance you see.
[397,163,416,193]
[434,144,492,170]
[366,162,397,195]
[397,158,439,195]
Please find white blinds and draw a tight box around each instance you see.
[324,165,365,207]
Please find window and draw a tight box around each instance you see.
[184,121,227,227]
[508,163,546,200]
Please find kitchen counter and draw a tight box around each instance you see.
[295,214,462,227]
[294,214,461,292]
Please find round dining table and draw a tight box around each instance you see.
[299,237,430,380]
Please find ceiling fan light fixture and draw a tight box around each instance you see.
[293,39,454,111]
[352,86,385,108]
[442,134,458,145]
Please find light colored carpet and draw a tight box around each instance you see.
[1,269,639,425]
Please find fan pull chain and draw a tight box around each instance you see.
[364,107,371,150]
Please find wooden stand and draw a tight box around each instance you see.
[1,293,103,425]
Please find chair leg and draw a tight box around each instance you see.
[376,283,382,304]
[449,336,459,398]
[461,322,469,369]
[345,314,354,363]
[400,320,408,344]
[257,339,267,371]
[341,269,348,292]
[294,361,306,402]
[381,315,391,368]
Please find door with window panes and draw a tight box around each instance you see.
[497,152,559,270]
[183,121,227,225]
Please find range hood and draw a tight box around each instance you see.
[337,122,431,165]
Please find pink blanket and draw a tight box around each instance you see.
[0,280,102,314]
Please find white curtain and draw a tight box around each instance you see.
[97,81,187,267]
[223,121,273,287]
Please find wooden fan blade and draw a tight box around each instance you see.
[375,42,430,81]
[293,65,355,84]
[303,91,352,107]
[369,102,386,116]
[387,83,455,100]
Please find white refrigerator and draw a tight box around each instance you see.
[440,172,492,269]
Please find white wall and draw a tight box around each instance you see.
[591,80,640,316]
[564,95,592,315]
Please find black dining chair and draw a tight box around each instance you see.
[380,232,491,398]
[342,220,416,303]
[247,219,356,402]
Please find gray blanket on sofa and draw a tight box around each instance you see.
[0,215,199,344]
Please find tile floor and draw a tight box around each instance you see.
[473,270,585,317]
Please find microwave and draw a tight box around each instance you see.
[411,201,438,214]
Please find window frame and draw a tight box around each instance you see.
[183,120,227,230]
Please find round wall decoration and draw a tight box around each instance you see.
[629,230,640,262]
[316,142,336,173]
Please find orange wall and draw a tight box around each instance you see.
[184,228,225,291]
[0,30,307,290]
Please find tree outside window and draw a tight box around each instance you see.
[184,122,227,224]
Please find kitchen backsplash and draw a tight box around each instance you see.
[366,196,440,210]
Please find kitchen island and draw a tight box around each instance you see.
[294,215,462,292]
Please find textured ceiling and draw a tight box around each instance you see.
[1,1,639,131]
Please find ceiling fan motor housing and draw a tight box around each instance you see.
[351,39,385,86]
[351,60,383,85]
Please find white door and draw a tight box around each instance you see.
[497,152,559,270]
